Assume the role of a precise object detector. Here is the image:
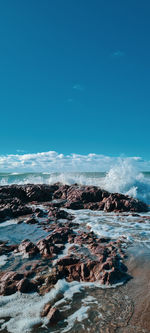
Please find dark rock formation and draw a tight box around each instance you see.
[48,207,74,220]
[15,239,39,258]
[0,184,148,224]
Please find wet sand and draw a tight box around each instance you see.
[67,245,150,333]
[116,246,150,333]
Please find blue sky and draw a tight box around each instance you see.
[0,0,150,160]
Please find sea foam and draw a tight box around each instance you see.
[0,160,150,204]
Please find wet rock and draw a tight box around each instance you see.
[47,307,61,324]
[37,239,51,257]
[46,226,72,244]
[0,281,18,295]
[17,239,39,258]
[0,241,17,255]
[41,303,51,317]
[25,184,58,202]
[0,184,148,216]
[103,193,148,213]
[17,278,37,293]
[0,271,24,282]
[46,200,67,208]
[0,271,38,295]
[37,238,64,257]
[0,201,33,222]
[65,201,84,210]
[57,255,80,266]
[67,185,104,203]
[0,186,27,202]
[35,208,47,217]
[0,271,24,296]
[53,185,69,199]
[48,207,73,220]
[25,217,38,224]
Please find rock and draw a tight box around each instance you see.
[57,255,80,266]
[0,186,27,202]
[18,240,39,258]
[37,237,65,257]
[25,217,38,224]
[0,201,33,222]
[48,207,73,220]
[103,193,148,213]
[0,271,24,296]
[67,185,104,203]
[0,184,148,217]
[53,185,69,199]
[47,307,61,324]
[46,227,72,244]
[0,242,17,255]
[0,271,24,282]
[25,184,58,202]
[17,278,37,293]
[65,201,84,210]
[37,239,51,257]
[41,303,51,317]
[35,209,46,217]
[0,281,17,295]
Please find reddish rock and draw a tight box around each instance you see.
[47,307,61,324]
[41,303,51,317]
[53,185,69,199]
[0,201,33,222]
[25,217,38,224]
[57,255,80,266]
[37,239,51,257]
[0,242,17,255]
[17,278,37,293]
[17,240,39,257]
[67,185,103,204]
[0,271,24,282]
[48,207,73,220]
[25,184,58,202]
[65,201,84,210]
[46,227,72,244]
[0,271,24,296]
[0,281,17,295]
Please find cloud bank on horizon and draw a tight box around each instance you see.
[0,151,149,173]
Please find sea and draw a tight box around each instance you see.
[0,164,150,332]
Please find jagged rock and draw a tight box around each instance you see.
[0,271,24,296]
[47,307,61,324]
[17,278,37,293]
[25,184,58,202]
[17,239,39,258]
[0,241,17,255]
[41,303,51,317]
[48,207,73,220]
[0,184,148,216]
[25,217,38,224]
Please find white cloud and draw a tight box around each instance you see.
[73,84,85,91]
[0,151,149,172]
[111,50,125,58]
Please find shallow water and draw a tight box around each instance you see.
[0,222,48,245]
[0,205,150,333]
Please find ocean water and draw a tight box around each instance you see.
[0,161,150,204]
[0,162,150,332]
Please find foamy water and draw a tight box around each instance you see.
[0,161,150,332]
[0,161,150,204]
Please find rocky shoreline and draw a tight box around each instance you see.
[0,184,149,328]
[0,184,148,223]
